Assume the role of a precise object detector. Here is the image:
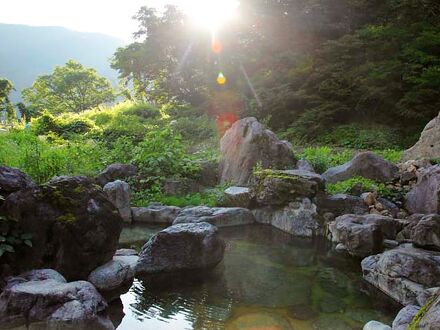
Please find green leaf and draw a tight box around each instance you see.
[24,240,33,247]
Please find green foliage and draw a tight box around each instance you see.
[326,176,392,197]
[132,125,200,179]
[317,124,406,149]
[298,147,353,173]
[22,60,115,114]
[32,111,98,136]
[0,215,32,258]
[0,129,107,183]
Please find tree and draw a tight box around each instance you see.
[0,78,15,122]
[22,60,115,114]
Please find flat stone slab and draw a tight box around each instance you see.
[173,206,255,227]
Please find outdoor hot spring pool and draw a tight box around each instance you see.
[111,224,399,330]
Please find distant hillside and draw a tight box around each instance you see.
[0,23,123,102]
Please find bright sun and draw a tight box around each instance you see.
[181,0,239,32]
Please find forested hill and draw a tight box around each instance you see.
[0,23,122,101]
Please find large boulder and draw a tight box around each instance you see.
[2,176,123,280]
[405,165,440,214]
[361,244,440,306]
[96,163,137,187]
[103,180,132,223]
[0,269,113,329]
[411,214,440,251]
[328,214,402,257]
[251,169,324,206]
[322,152,399,184]
[135,222,225,275]
[0,165,35,199]
[253,198,322,237]
[415,292,440,329]
[131,204,181,224]
[316,193,368,217]
[402,111,440,161]
[392,305,420,330]
[173,206,255,227]
[219,117,296,185]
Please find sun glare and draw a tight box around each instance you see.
[182,0,239,32]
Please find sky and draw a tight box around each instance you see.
[0,0,179,42]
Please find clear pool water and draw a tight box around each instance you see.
[113,224,399,330]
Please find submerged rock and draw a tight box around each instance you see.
[96,163,137,186]
[322,152,399,184]
[131,204,181,224]
[2,176,122,280]
[0,269,113,329]
[361,244,440,306]
[135,222,225,275]
[402,111,440,161]
[225,312,293,330]
[173,206,255,227]
[253,198,322,237]
[405,165,440,214]
[103,180,132,223]
[219,117,296,185]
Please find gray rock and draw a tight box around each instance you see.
[361,244,440,305]
[297,159,315,173]
[411,214,440,251]
[0,165,35,198]
[405,165,440,214]
[251,169,324,206]
[135,222,225,275]
[0,271,113,330]
[103,180,132,223]
[173,206,255,227]
[131,205,181,225]
[383,239,399,249]
[224,186,251,208]
[392,305,420,330]
[416,292,440,329]
[316,193,369,217]
[395,214,425,242]
[252,198,322,237]
[113,249,139,270]
[402,111,440,161]
[219,117,296,185]
[96,163,137,186]
[377,198,400,218]
[2,176,122,281]
[328,214,402,257]
[88,259,135,302]
[322,152,399,184]
[363,320,391,330]
[4,269,66,289]
[197,160,219,187]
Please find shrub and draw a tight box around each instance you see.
[317,124,405,149]
[298,147,353,173]
[326,176,393,197]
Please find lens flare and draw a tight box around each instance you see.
[217,72,226,85]
[211,40,223,54]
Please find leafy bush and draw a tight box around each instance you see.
[317,124,405,149]
[298,147,353,173]
[374,149,403,164]
[0,130,107,183]
[326,176,392,197]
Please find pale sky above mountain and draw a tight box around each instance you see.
[0,0,185,41]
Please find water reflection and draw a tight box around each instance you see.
[115,224,398,329]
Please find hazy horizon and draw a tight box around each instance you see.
[0,0,187,41]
